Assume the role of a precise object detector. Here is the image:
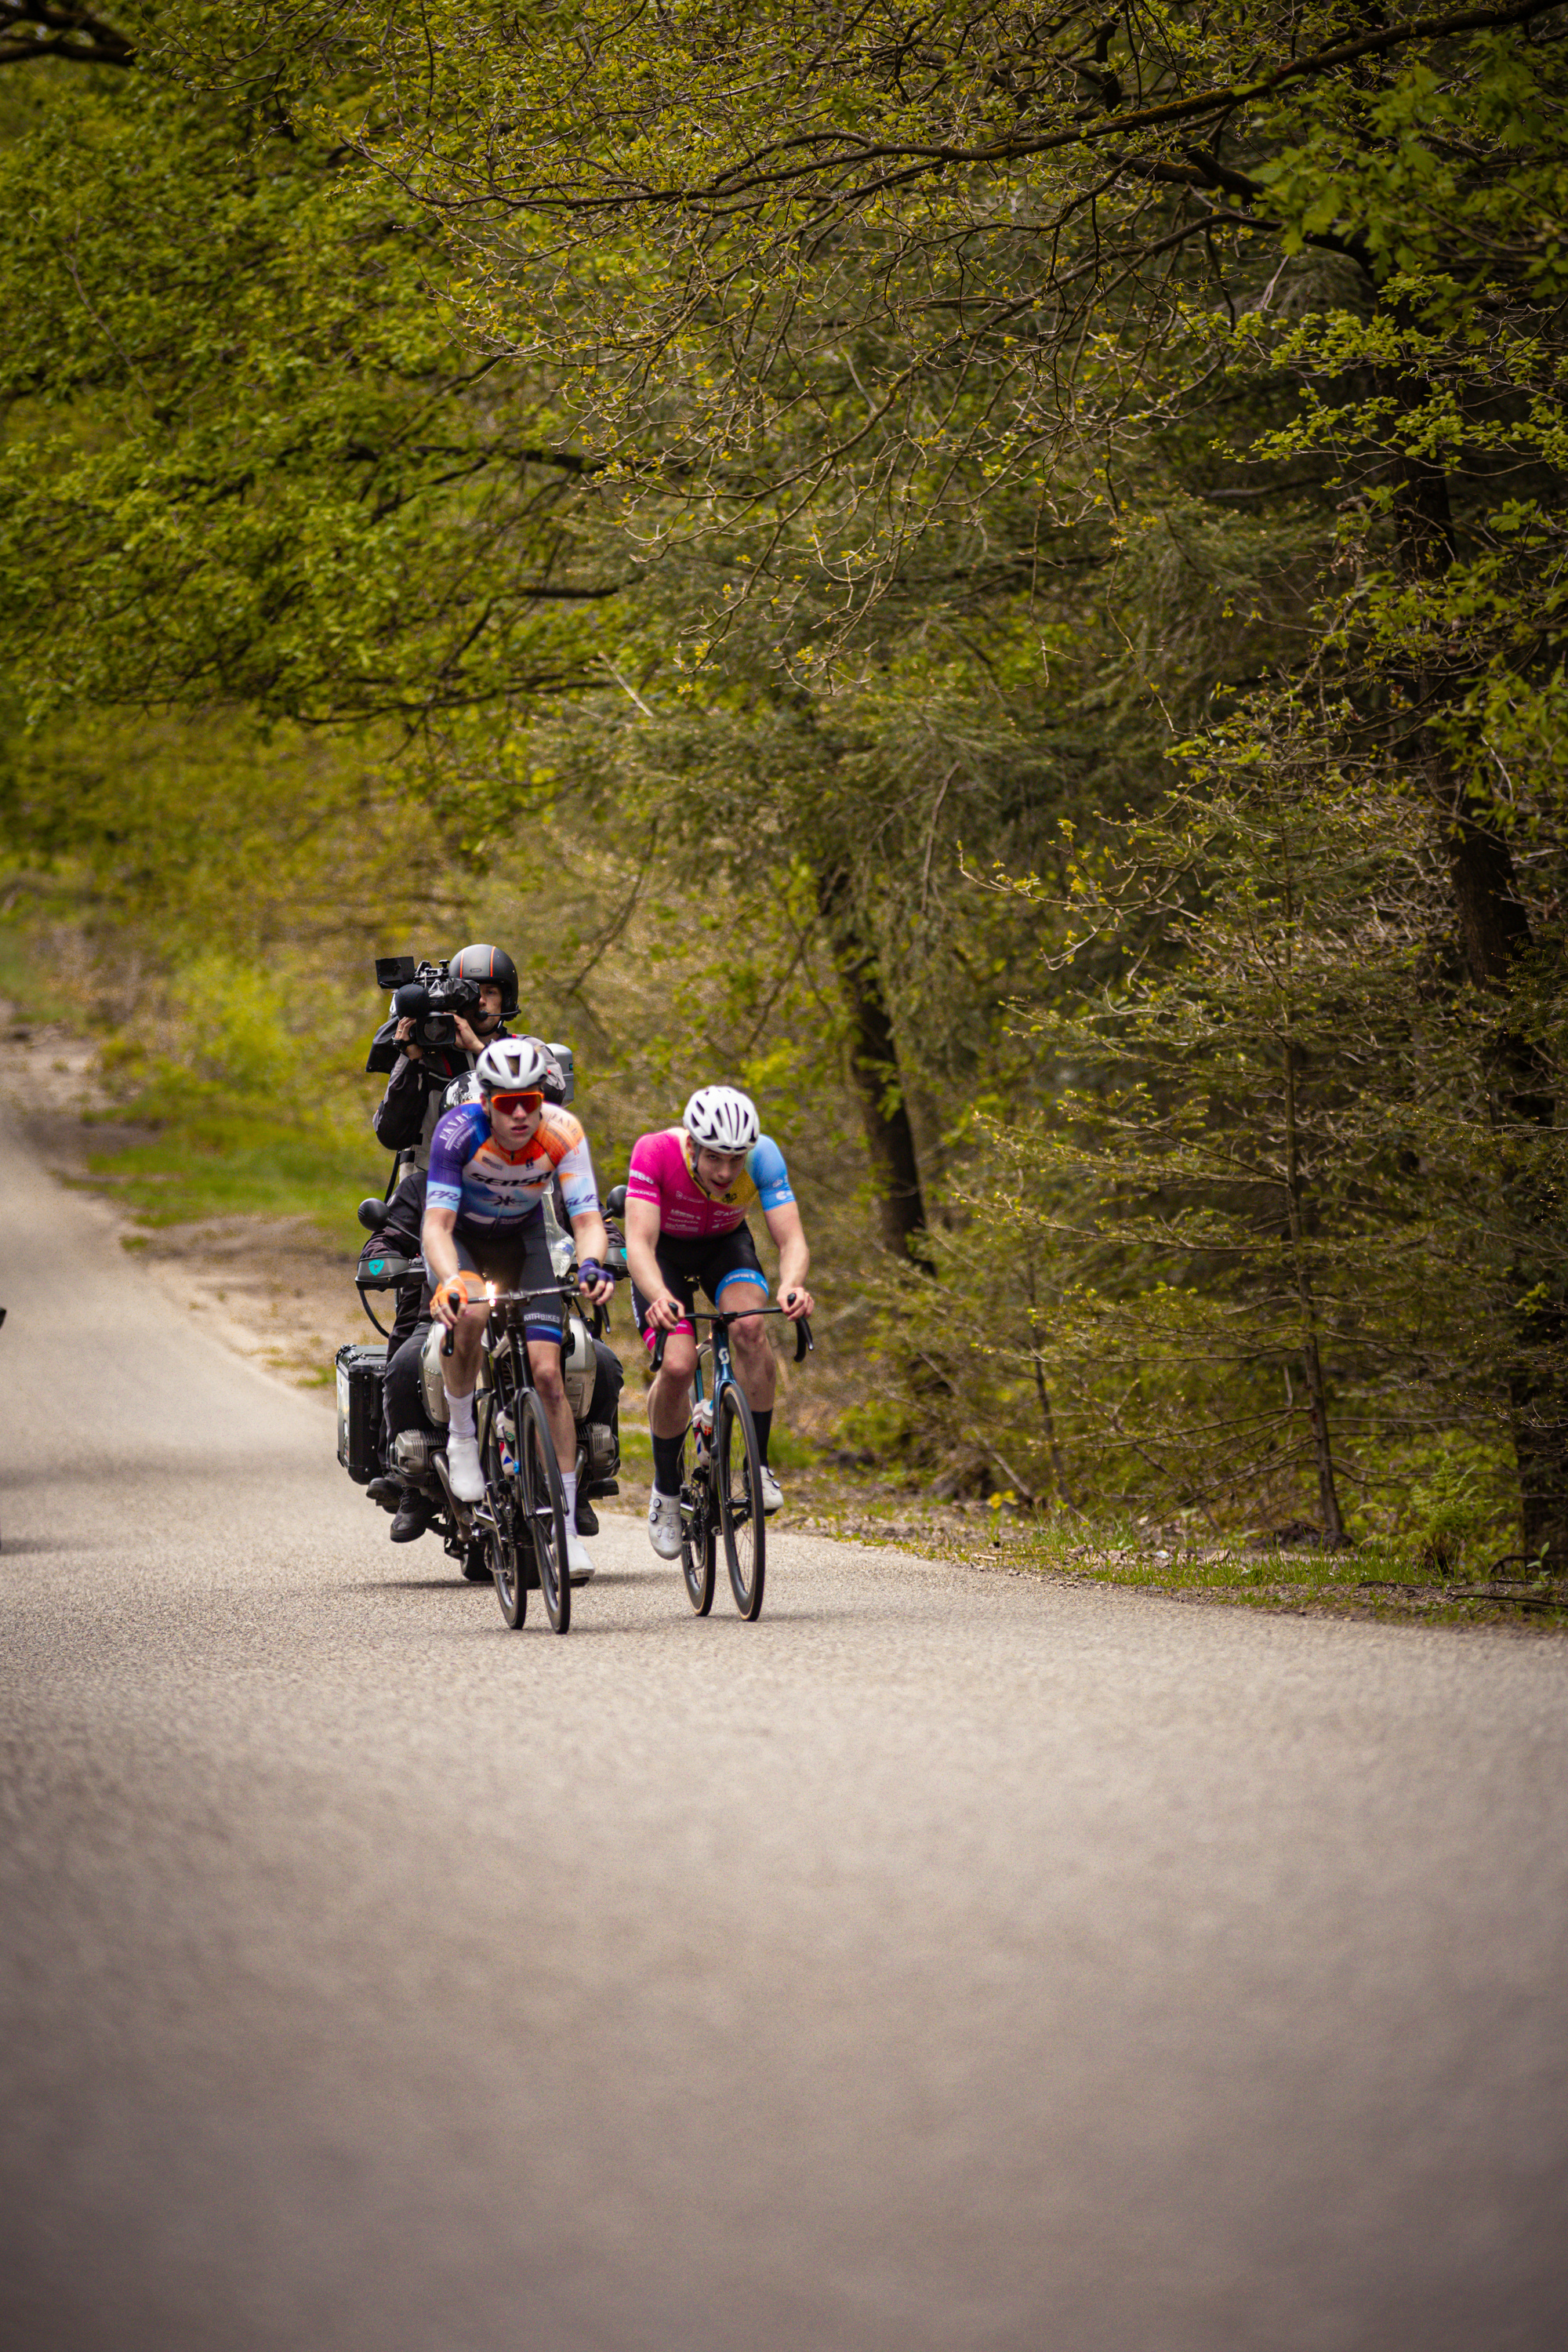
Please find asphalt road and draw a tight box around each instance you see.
[3,1118,1567,2352]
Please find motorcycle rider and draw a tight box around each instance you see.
[368,943,521,1167]
[423,1036,615,1582]
[358,1158,430,1403]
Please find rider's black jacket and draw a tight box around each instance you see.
[357,1165,426,1268]
[356,1169,430,1356]
[366,1021,514,1156]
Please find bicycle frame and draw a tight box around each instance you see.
[454,1272,623,1634]
[652,1301,813,1621]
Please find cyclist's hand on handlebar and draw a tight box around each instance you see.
[575,1258,615,1306]
[646,1288,685,1333]
[779,1283,815,1322]
[432,1271,481,1329]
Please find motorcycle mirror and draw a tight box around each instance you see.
[605,1184,627,1218]
[358,1197,390,1232]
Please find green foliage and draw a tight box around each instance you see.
[1403,1454,1495,1580]
[81,1116,389,1241]
[2,3,1566,1552]
[891,722,1565,1532]
[0,26,613,729]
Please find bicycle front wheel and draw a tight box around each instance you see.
[521,1391,571,1634]
[717,1386,765,1621]
[482,1410,526,1629]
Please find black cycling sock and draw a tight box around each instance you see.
[652,1431,685,1496]
[752,1407,772,1467]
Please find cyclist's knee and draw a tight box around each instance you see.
[528,1343,566,1399]
[727,1297,769,1351]
[655,1333,697,1385]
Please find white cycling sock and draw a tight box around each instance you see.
[446,1388,477,1439]
[561,1471,579,1525]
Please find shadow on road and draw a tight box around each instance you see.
[352,1577,489,1593]
[0,1534,106,1555]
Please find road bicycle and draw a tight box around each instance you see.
[344,1201,626,1588]
[453,1273,622,1635]
[652,1302,813,1622]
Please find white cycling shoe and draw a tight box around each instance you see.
[758,1466,784,1515]
[446,1432,485,1504]
[648,1490,683,1559]
[565,1526,595,1586]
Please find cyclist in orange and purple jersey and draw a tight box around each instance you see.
[423,1036,612,1581]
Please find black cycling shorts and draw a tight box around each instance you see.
[453,1209,563,1342]
[631,1222,768,1350]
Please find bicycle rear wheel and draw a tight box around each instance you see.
[681,1480,717,1616]
[521,1390,571,1634]
[488,1493,528,1629]
[717,1385,765,1621]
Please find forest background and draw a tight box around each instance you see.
[2,1,1566,1572]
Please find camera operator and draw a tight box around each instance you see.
[367,943,521,1169]
[358,1162,430,1532]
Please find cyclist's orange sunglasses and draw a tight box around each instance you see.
[490,1088,544,1115]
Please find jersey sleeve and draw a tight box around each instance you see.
[541,1109,600,1221]
[749,1136,795,1211]
[425,1105,474,1213]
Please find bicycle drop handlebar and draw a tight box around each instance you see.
[650,1301,815,1374]
[438,1267,625,1357]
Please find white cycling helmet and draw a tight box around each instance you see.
[443,1073,483,1110]
[684,1085,760,1152]
[475,1035,554,1095]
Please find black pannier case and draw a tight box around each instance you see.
[336,1342,387,1484]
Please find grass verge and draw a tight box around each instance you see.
[1007,1522,1568,1629]
[78,1106,389,1247]
[782,1478,1567,1630]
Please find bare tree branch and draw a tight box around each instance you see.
[0,1,134,68]
[467,2,1563,213]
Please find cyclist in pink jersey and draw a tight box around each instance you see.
[624,1086,814,1559]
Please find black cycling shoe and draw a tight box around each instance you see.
[390,1490,431,1544]
[575,1493,600,1537]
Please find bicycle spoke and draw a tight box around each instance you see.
[717,1385,765,1621]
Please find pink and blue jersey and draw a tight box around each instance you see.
[426,1102,599,1231]
[626,1127,794,1238]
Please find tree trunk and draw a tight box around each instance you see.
[1022,1258,1075,1508]
[1282,1033,1346,1546]
[1391,428,1568,1558]
[815,865,931,1265]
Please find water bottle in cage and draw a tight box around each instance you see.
[691,1396,713,1465]
[498,1410,519,1477]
